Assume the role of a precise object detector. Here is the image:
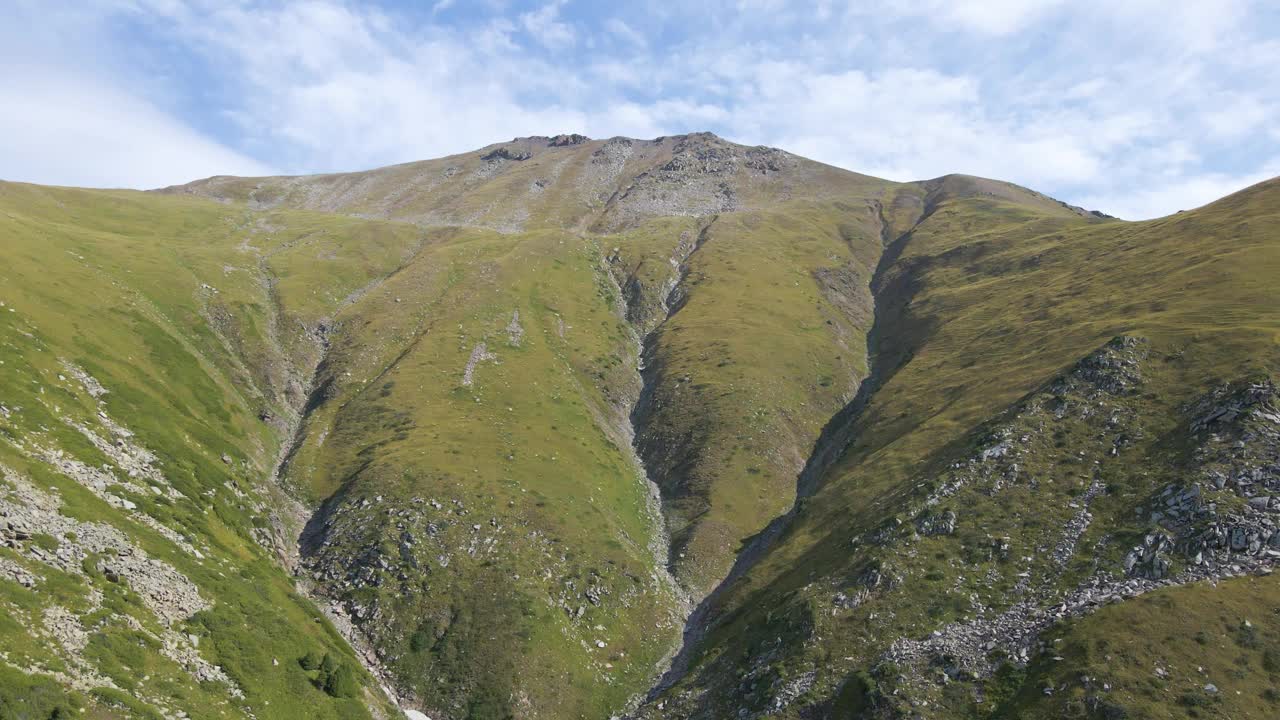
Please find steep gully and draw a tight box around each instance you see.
[256,201,934,713]
[255,240,435,717]
[634,199,935,701]
[603,216,717,711]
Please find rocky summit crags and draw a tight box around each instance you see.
[1,132,1278,720]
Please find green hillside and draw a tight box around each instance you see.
[639,176,1280,719]
[2,134,1277,720]
[0,182,422,719]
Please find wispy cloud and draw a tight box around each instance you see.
[519,0,575,50]
[603,18,645,47]
[0,70,272,188]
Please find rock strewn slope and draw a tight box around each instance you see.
[0,182,424,719]
[635,177,1280,719]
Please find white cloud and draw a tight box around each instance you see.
[604,18,646,47]
[1202,95,1271,140]
[0,0,1275,219]
[519,1,575,50]
[1077,167,1280,220]
[0,68,271,189]
[143,4,592,172]
[936,0,1067,36]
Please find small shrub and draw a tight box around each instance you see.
[410,625,432,653]
[1234,621,1261,649]
[1263,648,1280,674]
[299,650,323,670]
[1177,689,1214,708]
[833,670,878,714]
[324,663,360,698]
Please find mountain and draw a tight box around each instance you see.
[0,132,1276,720]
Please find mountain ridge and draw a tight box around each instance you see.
[0,137,1277,720]
[156,131,1113,229]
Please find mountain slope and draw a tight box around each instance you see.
[637,177,1280,719]
[0,181,423,719]
[181,134,919,714]
[2,134,1276,720]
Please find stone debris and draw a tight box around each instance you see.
[38,604,118,692]
[872,344,1280,708]
[600,133,796,230]
[885,553,1275,681]
[480,147,533,163]
[769,670,816,712]
[161,630,243,697]
[1066,335,1146,396]
[71,418,171,489]
[0,555,38,587]
[43,605,91,654]
[1052,470,1104,569]
[1124,531,1173,579]
[59,360,108,398]
[915,510,957,536]
[506,310,524,346]
[0,464,241,699]
[1191,379,1280,432]
[548,133,589,147]
[30,444,199,556]
[578,138,635,202]
[1,465,207,626]
[462,342,497,386]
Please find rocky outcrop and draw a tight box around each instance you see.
[480,147,533,162]
[854,350,1280,716]
[548,133,589,147]
[597,134,798,230]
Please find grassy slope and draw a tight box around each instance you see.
[642,179,1280,717]
[177,136,914,598]
[0,181,423,719]
[1000,572,1280,719]
[150,138,1138,716]
[280,196,890,716]
[285,225,686,719]
[0,134,895,718]
[613,200,885,594]
[8,136,1277,720]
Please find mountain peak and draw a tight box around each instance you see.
[160,133,1115,231]
[159,130,860,233]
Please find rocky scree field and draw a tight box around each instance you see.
[0,132,1277,720]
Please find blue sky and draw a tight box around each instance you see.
[1,1,1277,219]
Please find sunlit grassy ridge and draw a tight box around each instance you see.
[643,178,1280,718]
